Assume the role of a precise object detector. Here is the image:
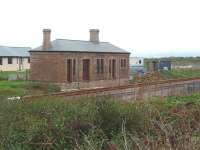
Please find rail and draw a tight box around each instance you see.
[23,77,200,100]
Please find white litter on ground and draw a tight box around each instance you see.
[7,96,21,101]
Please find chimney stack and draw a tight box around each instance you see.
[43,29,51,50]
[90,29,99,43]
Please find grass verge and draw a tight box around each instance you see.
[0,80,61,98]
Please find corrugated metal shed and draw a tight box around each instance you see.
[146,60,171,72]
[0,46,30,57]
[31,39,130,54]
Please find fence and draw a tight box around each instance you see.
[0,70,29,81]
[102,79,200,100]
[23,78,200,101]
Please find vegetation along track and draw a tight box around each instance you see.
[23,77,200,101]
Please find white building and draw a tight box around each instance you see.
[129,57,145,76]
[0,46,31,71]
[130,57,144,67]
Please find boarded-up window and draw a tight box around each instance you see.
[0,57,2,65]
[109,59,112,74]
[97,59,104,74]
[100,59,104,73]
[121,59,123,67]
[83,59,90,80]
[112,59,116,79]
[97,59,100,74]
[73,59,76,75]
[67,59,72,82]
[121,59,127,68]
[8,57,12,64]
[124,59,126,67]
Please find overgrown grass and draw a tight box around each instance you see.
[0,80,61,98]
[1,93,200,149]
[131,69,200,83]
[160,69,200,79]
[0,80,27,96]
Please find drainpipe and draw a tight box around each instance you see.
[118,58,120,86]
[77,52,80,89]
[18,57,20,71]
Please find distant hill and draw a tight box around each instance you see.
[132,49,200,58]
[144,57,200,63]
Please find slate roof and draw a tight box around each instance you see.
[0,46,31,57]
[31,39,130,54]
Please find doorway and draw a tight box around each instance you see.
[82,59,90,81]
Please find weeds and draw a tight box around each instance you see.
[0,81,61,98]
[1,94,200,149]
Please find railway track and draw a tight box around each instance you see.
[23,77,200,100]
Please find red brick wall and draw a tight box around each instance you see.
[30,52,129,85]
[30,52,66,82]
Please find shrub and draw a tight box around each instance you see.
[95,98,122,139]
[47,83,61,93]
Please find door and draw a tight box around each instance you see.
[67,59,72,82]
[82,59,90,81]
[112,59,116,79]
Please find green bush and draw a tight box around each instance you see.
[95,99,122,138]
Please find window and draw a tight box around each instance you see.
[8,57,12,64]
[0,57,2,65]
[97,59,104,74]
[139,60,142,64]
[28,57,30,63]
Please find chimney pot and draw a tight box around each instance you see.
[90,29,99,43]
[43,29,51,50]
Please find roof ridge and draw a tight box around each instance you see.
[55,39,109,43]
[31,39,129,54]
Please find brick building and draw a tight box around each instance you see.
[30,29,130,88]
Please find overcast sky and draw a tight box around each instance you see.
[0,0,200,57]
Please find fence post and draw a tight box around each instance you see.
[17,71,19,80]
[26,70,28,80]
